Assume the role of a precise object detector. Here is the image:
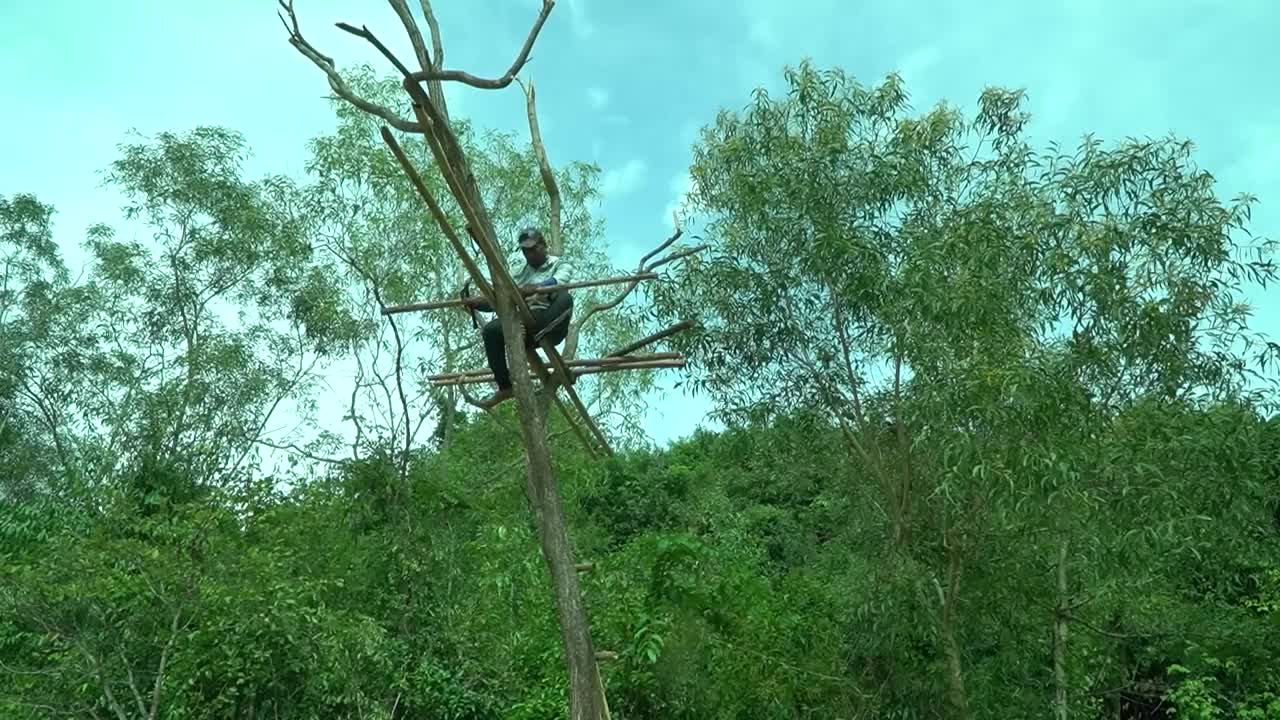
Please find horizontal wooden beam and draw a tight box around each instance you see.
[429,352,683,382]
[382,272,660,315]
[429,358,685,387]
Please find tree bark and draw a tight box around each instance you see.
[499,306,606,720]
[938,539,970,720]
[1053,539,1069,720]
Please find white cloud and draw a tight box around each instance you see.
[601,158,647,196]
[586,86,609,109]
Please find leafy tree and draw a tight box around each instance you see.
[653,60,1280,718]
[0,192,69,497]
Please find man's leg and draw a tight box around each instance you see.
[529,292,574,347]
[479,317,513,408]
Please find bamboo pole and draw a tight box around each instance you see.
[380,128,495,302]
[429,353,683,382]
[382,273,660,315]
[409,96,612,457]
[429,359,685,387]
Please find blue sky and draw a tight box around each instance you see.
[3,0,1279,447]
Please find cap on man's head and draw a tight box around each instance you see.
[517,227,545,249]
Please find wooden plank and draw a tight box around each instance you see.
[430,359,685,386]
[429,353,682,382]
[382,273,659,315]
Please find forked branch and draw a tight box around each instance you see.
[334,22,414,79]
[407,0,555,89]
[418,0,449,118]
[564,220,707,358]
[278,0,423,132]
[387,0,432,74]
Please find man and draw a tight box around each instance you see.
[463,227,574,408]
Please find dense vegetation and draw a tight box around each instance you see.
[3,63,1279,719]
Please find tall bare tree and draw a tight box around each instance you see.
[279,2,700,717]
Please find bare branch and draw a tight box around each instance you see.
[518,78,562,253]
[148,610,183,720]
[334,22,414,79]
[649,243,709,271]
[385,0,432,73]
[640,225,683,268]
[406,0,554,90]
[565,226,705,358]
[254,438,349,466]
[119,650,148,718]
[418,0,449,118]
[278,0,423,133]
[606,320,697,357]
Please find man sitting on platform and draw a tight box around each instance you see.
[463,226,574,409]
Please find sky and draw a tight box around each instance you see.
[3,0,1279,449]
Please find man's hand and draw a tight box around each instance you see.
[519,284,541,296]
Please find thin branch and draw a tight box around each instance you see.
[254,438,349,466]
[350,350,367,459]
[330,243,413,481]
[606,320,696,357]
[566,228,703,358]
[385,0,432,74]
[74,643,129,720]
[334,22,414,79]
[227,350,320,482]
[278,0,423,133]
[119,650,148,718]
[406,0,555,90]
[518,78,562,253]
[649,244,708,270]
[148,610,183,720]
[418,0,450,120]
[640,226,683,268]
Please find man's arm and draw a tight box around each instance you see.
[520,258,571,295]
[543,257,572,286]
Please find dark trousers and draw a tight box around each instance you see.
[482,292,573,390]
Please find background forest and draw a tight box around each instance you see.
[3,46,1280,720]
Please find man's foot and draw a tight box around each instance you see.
[477,388,513,409]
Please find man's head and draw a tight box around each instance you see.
[518,227,548,267]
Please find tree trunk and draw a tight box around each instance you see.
[1053,539,1069,720]
[499,307,607,720]
[939,541,970,720]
